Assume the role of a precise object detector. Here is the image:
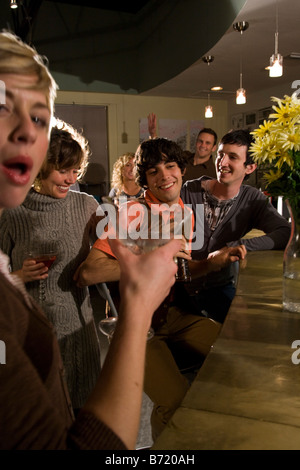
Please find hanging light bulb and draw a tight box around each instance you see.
[236,88,246,105]
[205,94,213,118]
[205,106,213,118]
[233,22,249,105]
[10,0,18,8]
[269,0,283,77]
[236,72,246,104]
[202,56,214,118]
[269,53,283,77]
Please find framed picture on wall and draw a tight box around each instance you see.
[231,113,244,130]
[190,120,205,152]
[139,118,188,150]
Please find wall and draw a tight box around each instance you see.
[228,78,299,130]
[56,91,228,183]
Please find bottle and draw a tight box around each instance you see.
[175,258,191,282]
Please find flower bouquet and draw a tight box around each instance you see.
[250,93,300,223]
[250,93,300,312]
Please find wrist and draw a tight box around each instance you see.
[119,299,152,332]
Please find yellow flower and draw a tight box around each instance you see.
[269,95,300,124]
[276,152,295,170]
[250,94,300,204]
[264,168,284,184]
[277,129,300,153]
[252,120,274,138]
[250,138,277,164]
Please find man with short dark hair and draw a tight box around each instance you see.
[182,127,217,182]
[180,129,291,323]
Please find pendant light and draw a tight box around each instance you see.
[202,56,214,118]
[269,0,283,77]
[10,0,18,8]
[233,21,249,105]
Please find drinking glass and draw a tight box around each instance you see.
[98,316,118,343]
[98,197,193,342]
[26,243,57,303]
[116,196,193,282]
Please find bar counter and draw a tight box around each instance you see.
[152,250,300,450]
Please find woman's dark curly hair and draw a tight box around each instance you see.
[134,138,187,188]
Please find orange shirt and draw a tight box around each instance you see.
[93,189,194,257]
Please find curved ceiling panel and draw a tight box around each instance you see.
[0,0,246,93]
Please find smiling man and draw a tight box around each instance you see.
[180,129,291,323]
[182,128,218,182]
[76,137,246,440]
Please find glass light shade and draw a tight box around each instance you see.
[269,53,283,77]
[10,0,18,8]
[236,88,246,105]
[205,105,213,118]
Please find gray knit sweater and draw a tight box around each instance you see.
[0,188,101,409]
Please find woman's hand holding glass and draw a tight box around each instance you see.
[24,243,57,302]
[21,257,51,283]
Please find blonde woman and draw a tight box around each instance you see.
[109,152,143,199]
[0,30,179,449]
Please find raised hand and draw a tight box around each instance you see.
[148,113,157,139]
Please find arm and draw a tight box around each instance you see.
[189,245,247,279]
[230,194,291,252]
[240,214,290,251]
[74,246,120,287]
[81,238,181,449]
[148,113,158,139]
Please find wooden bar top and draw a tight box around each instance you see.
[152,250,300,450]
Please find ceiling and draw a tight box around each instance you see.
[142,0,300,114]
[46,0,152,13]
[1,0,300,114]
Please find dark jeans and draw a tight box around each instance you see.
[189,283,236,323]
[175,282,236,324]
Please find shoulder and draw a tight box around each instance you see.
[0,205,23,222]
[240,185,267,200]
[182,176,211,192]
[69,190,99,209]
[183,150,194,160]
[109,188,117,198]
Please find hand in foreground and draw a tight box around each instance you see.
[109,237,181,318]
[147,112,157,139]
[207,245,247,272]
